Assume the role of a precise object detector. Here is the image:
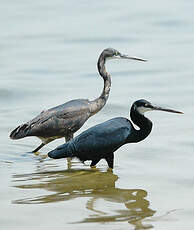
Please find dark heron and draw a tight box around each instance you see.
[10,48,146,153]
[48,99,183,169]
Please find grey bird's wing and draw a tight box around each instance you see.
[10,99,91,140]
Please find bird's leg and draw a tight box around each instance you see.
[90,158,101,168]
[65,133,74,169]
[32,143,45,154]
[105,152,114,169]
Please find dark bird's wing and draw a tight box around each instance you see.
[10,99,91,140]
[49,117,133,161]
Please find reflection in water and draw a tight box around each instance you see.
[12,169,155,229]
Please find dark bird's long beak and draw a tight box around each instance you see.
[151,105,184,114]
[120,54,147,62]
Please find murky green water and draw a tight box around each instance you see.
[1,0,194,229]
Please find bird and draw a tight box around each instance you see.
[48,99,183,169]
[10,48,146,153]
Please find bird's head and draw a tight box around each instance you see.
[132,99,183,115]
[100,48,147,62]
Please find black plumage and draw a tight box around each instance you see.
[48,99,183,168]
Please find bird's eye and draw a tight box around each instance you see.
[144,103,148,107]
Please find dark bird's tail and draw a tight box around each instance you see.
[48,142,75,159]
[10,124,29,140]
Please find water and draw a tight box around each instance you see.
[1,0,194,229]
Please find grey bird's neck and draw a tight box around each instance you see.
[89,55,111,116]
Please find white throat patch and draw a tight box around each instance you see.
[137,106,153,115]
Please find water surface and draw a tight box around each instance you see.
[1,0,194,229]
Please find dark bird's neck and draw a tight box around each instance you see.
[130,109,153,143]
[89,54,111,115]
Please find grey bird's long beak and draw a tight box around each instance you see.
[151,105,184,114]
[119,54,147,62]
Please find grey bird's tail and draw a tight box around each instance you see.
[48,142,75,159]
[10,124,29,140]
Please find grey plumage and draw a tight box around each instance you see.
[11,99,90,141]
[10,48,146,152]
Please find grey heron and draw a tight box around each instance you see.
[10,48,146,153]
